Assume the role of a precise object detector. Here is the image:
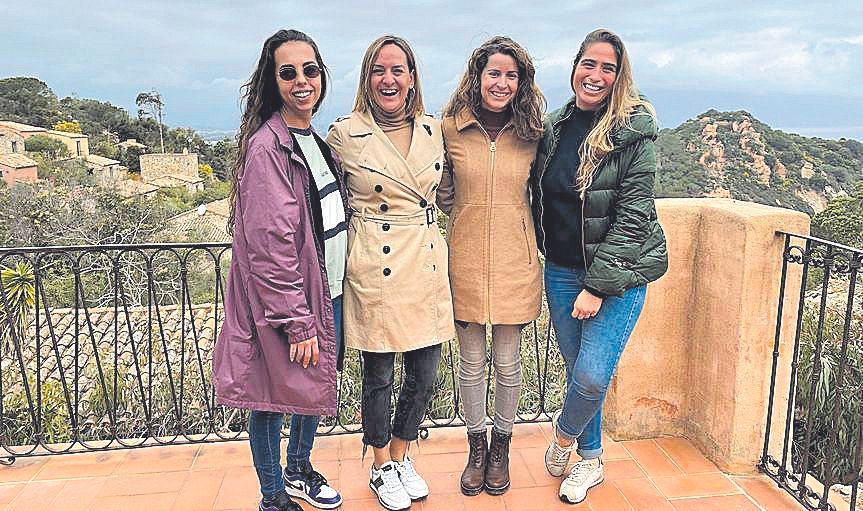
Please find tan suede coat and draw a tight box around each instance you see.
[326,110,456,352]
[437,110,542,325]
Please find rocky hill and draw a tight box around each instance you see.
[655,110,863,215]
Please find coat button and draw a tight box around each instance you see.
[383,268,391,276]
[383,245,391,254]
[382,223,390,231]
[435,162,441,170]
[374,184,383,192]
[380,203,389,212]
[419,199,428,208]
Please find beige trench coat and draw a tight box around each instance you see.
[437,110,542,324]
[326,111,456,352]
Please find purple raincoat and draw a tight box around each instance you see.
[212,112,344,415]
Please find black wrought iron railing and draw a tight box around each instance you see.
[0,243,563,465]
[760,232,863,511]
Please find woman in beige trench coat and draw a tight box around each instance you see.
[437,36,545,497]
[326,35,454,511]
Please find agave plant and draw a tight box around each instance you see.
[0,261,35,355]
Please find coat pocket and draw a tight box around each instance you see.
[522,217,533,265]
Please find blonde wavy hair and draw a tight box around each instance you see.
[444,36,545,142]
[353,35,425,118]
[572,29,656,195]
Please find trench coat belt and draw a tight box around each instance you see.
[353,205,438,227]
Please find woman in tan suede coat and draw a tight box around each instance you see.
[436,36,545,497]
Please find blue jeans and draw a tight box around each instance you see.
[248,295,342,498]
[544,261,646,460]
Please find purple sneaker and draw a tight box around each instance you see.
[283,467,343,509]
[259,490,301,511]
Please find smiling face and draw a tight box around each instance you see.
[274,41,321,128]
[370,43,414,114]
[479,52,520,113]
[572,41,618,111]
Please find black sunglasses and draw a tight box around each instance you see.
[279,63,322,81]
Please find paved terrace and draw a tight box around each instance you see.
[0,423,801,511]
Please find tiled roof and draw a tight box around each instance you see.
[0,152,38,168]
[108,179,160,197]
[86,154,121,167]
[150,174,204,187]
[47,129,88,139]
[0,120,47,133]
[162,198,231,242]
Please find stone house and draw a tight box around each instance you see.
[85,153,128,185]
[0,152,38,187]
[0,120,90,158]
[161,197,231,242]
[0,125,25,154]
[139,149,204,193]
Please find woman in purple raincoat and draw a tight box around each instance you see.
[212,29,349,511]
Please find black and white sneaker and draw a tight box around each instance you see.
[259,490,302,511]
[283,467,343,509]
[369,461,412,510]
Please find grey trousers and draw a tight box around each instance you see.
[456,322,523,434]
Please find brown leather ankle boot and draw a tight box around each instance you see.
[485,428,512,495]
[460,430,488,496]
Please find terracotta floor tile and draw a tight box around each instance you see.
[171,468,226,511]
[654,437,719,474]
[44,477,108,511]
[511,423,552,449]
[88,492,178,511]
[33,450,128,480]
[308,434,342,462]
[337,457,374,500]
[192,441,253,470]
[6,480,66,511]
[456,492,507,511]
[338,497,381,510]
[338,431,366,459]
[614,478,676,511]
[651,473,740,499]
[515,447,559,487]
[586,481,634,510]
[116,444,200,474]
[212,466,260,510]
[670,494,761,510]
[733,476,806,511]
[413,452,465,473]
[603,440,632,461]
[622,439,683,478]
[0,457,48,482]
[98,471,189,496]
[424,471,461,495]
[504,485,589,510]
[604,459,647,481]
[0,483,25,505]
[419,491,467,510]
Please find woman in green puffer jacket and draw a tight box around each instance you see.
[529,28,668,506]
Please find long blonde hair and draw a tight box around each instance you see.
[444,36,545,142]
[353,35,425,118]
[572,29,656,194]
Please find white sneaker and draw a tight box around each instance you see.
[559,458,604,504]
[369,461,411,511]
[545,410,575,477]
[394,454,429,501]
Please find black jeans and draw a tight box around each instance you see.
[361,343,442,448]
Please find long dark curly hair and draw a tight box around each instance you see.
[227,29,330,234]
[444,36,545,142]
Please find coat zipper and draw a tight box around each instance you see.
[476,121,510,323]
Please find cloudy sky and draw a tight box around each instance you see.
[4,1,862,140]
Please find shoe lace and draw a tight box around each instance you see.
[380,465,403,491]
[566,460,598,484]
[550,439,573,463]
[397,457,420,481]
[305,469,328,494]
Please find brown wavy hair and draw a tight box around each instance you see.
[352,35,425,118]
[227,29,330,234]
[444,36,545,142]
[571,29,655,195]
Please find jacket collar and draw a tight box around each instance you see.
[264,110,315,167]
[550,95,657,148]
[454,108,480,132]
[348,110,376,136]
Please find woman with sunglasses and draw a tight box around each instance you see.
[327,35,454,511]
[532,28,668,505]
[213,29,347,511]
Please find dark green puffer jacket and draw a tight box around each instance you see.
[530,95,668,297]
